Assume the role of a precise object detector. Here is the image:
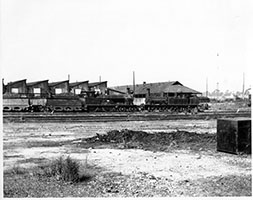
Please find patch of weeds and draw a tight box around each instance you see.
[4,184,29,198]
[10,164,27,175]
[4,156,96,198]
[39,156,92,183]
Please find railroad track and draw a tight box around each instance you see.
[3,110,251,123]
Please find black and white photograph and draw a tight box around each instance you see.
[1,0,252,198]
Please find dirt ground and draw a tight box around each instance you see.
[3,119,252,197]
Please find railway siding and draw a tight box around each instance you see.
[3,111,251,123]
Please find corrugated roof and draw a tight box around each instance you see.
[88,81,107,87]
[107,88,126,94]
[27,80,48,86]
[69,81,89,87]
[7,79,27,86]
[111,81,201,94]
[49,80,69,87]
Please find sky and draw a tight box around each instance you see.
[1,0,253,93]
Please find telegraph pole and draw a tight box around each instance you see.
[216,82,219,100]
[206,77,208,97]
[133,71,135,94]
[242,72,245,99]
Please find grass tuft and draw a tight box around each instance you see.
[42,156,81,183]
[11,164,26,175]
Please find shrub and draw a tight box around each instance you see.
[44,156,80,183]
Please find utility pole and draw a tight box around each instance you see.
[68,74,70,82]
[242,72,245,99]
[216,82,219,100]
[206,77,208,97]
[133,71,135,94]
[99,76,101,82]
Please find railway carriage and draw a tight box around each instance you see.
[3,97,30,112]
[46,96,83,112]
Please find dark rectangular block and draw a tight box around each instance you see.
[217,118,251,154]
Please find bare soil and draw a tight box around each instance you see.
[3,120,252,197]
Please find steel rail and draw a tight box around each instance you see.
[3,111,251,123]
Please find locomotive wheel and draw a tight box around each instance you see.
[54,107,63,112]
[172,107,178,114]
[103,106,112,112]
[118,107,126,112]
[94,107,103,112]
[3,107,12,112]
[64,107,74,112]
[129,107,135,112]
[13,107,22,112]
[74,107,82,112]
[87,107,96,112]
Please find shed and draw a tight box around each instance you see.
[69,81,89,95]
[49,80,70,95]
[89,81,107,95]
[112,81,201,98]
[27,80,50,97]
[2,80,7,94]
[107,88,127,95]
[4,79,28,96]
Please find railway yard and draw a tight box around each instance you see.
[2,0,253,197]
[2,103,252,197]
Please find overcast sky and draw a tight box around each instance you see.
[1,0,252,93]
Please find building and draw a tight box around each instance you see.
[4,79,27,96]
[112,81,201,105]
[106,88,127,95]
[69,81,89,95]
[49,80,70,95]
[88,81,107,95]
[113,81,200,96]
[27,80,50,97]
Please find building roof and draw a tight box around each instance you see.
[112,81,201,94]
[88,81,107,87]
[27,80,49,86]
[49,80,69,87]
[69,81,89,87]
[7,79,27,86]
[107,88,126,94]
